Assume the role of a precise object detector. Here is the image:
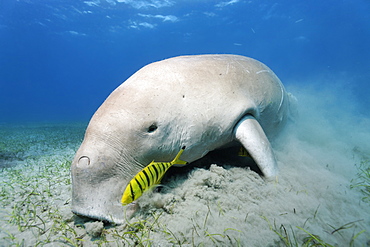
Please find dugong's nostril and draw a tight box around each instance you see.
[78,156,90,167]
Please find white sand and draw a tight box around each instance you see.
[0,80,369,246]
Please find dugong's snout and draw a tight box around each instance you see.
[71,196,136,224]
[71,152,135,224]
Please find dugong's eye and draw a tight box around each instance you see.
[147,123,158,133]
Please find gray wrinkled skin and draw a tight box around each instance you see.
[71,55,296,224]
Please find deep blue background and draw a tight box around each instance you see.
[1,0,369,123]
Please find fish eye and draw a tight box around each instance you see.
[147,123,158,133]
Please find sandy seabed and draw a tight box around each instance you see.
[0,81,369,246]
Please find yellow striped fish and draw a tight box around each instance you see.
[121,146,187,205]
[238,146,251,158]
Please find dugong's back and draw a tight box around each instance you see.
[105,54,291,138]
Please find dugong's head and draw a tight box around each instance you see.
[71,64,198,224]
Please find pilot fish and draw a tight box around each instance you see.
[121,146,187,205]
[238,146,251,158]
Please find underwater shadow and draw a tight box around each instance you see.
[163,145,262,184]
[0,151,24,169]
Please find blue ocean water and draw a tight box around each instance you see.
[0,0,369,123]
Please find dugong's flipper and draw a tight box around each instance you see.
[234,115,278,178]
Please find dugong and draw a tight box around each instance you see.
[71,54,296,223]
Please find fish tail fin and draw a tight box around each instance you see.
[171,146,188,165]
[174,159,188,165]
